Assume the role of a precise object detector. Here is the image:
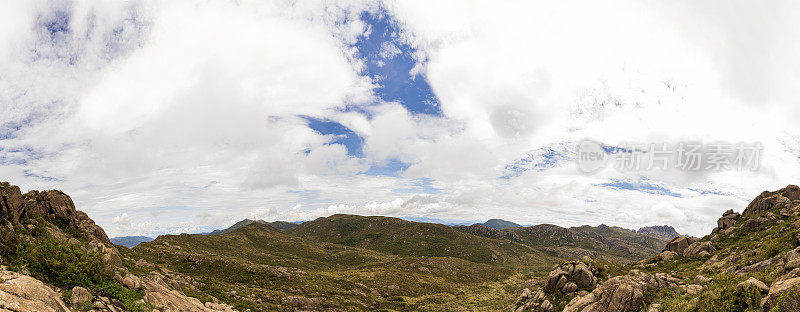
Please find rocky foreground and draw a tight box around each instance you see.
[0,182,237,312]
[509,185,800,312]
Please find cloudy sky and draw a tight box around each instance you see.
[2,0,799,237]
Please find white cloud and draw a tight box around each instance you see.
[2,0,800,238]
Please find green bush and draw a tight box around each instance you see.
[19,238,109,288]
[0,231,150,312]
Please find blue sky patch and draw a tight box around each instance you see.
[393,177,440,194]
[364,158,410,177]
[502,143,575,179]
[354,11,441,116]
[303,116,364,157]
[599,179,683,197]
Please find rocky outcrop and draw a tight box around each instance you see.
[662,236,696,255]
[545,261,598,292]
[743,185,800,216]
[0,267,70,312]
[566,270,683,312]
[762,277,800,311]
[509,261,598,312]
[141,272,235,312]
[716,209,740,231]
[0,182,120,266]
[760,246,800,311]
[508,288,552,312]
[1,182,235,312]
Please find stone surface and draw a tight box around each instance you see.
[736,277,768,294]
[659,251,676,261]
[70,286,93,306]
[663,236,696,255]
[762,277,800,311]
[716,209,740,231]
[0,268,70,312]
[743,185,800,216]
[683,241,716,257]
[141,272,236,312]
[567,271,680,312]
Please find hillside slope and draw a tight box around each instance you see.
[287,214,555,265]
[206,218,297,235]
[128,221,523,311]
[454,222,669,263]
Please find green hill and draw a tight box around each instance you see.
[474,219,521,229]
[454,222,668,263]
[205,219,297,235]
[286,214,542,264]
[126,221,523,311]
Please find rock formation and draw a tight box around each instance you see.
[0,182,238,312]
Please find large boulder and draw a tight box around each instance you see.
[663,236,696,255]
[70,286,93,306]
[784,247,800,271]
[141,272,236,312]
[683,241,716,257]
[736,277,768,294]
[717,209,740,230]
[762,277,800,311]
[0,268,70,312]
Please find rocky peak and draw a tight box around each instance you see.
[636,225,681,240]
[0,182,114,249]
[743,185,800,216]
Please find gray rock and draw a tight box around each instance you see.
[70,286,93,306]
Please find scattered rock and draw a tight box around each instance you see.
[694,275,711,285]
[141,272,235,311]
[282,296,316,308]
[70,286,93,306]
[736,277,769,294]
[659,250,676,261]
[563,282,578,293]
[685,284,703,295]
[647,303,661,312]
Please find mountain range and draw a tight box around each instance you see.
[4,180,800,311]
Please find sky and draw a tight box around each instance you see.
[1,0,800,237]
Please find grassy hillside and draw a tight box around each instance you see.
[454,223,668,263]
[125,222,528,311]
[286,214,545,265]
[123,214,672,311]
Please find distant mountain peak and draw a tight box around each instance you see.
[110,236,154,248]
[473,219,521,230]
[636,225,681,240]
[206,218,297,235]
